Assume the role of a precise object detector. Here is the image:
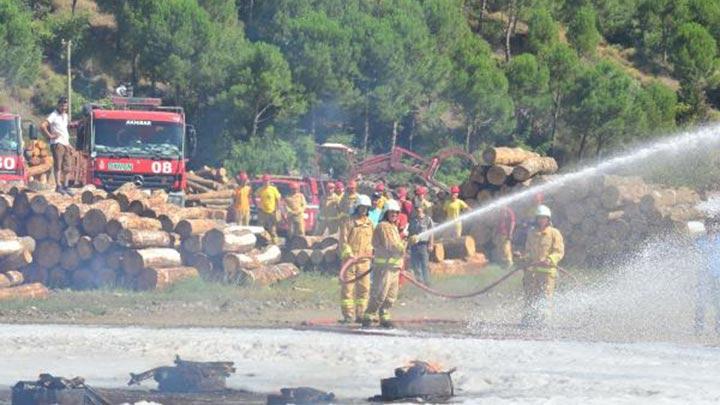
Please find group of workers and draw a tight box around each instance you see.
[233,173,566,328]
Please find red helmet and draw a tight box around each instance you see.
[335,181,344,191]
[450,185,460,194]
[348,180,357,190]
[262,174,271,182]
[397,187,407,199]
[415,185,427,196]
[290,182,300,191]
[237,171,248,182]
[375,183,385,192]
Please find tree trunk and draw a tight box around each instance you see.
[550,92,562,155]
[504,1,517,62]
[92,233,114,253]
[465,122,473,153]
[106,214,162,238]
[0,270,24,288]
[202,228,256,257]
[0,283,49,301]
[391,120,398,151]
[363,97,370,156]
[136,266,199,291]
[122,248,183,277]
[577,132,590,159]
[486,165,514,186]
[82,200,122,236]
[231,262,299,287]
[512,157,559,181]
[174,219,224,238]
[483,147,539,165]
[118,229,173,249]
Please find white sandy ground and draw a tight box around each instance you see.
[1,324,719,404]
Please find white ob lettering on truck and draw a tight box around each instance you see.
[151,161,173,174]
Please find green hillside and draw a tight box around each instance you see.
[1,0,719,174]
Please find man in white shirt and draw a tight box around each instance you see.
[41,97,73,193]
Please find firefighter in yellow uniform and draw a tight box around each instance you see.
[285,182,307,238]
[339,179,359,222]
[339,194,374,323]
[256,174,282,244]
[318,182,341,235]
[362,199,406,328]
[443,185,469,238]
[232,171,252,226]
[374,183,387,210]
[520,204,564,326]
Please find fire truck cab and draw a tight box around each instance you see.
[74,97,197,204]
[0,108,28,185]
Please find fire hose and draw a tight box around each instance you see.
[339,256,579,300]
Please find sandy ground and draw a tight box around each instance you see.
[1,324,719,404]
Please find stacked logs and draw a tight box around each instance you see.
[466,173,705,267]
[459,147,558,203]
[281,235,341,274]
[186,166,236,210]
[542,174,704,266]
[0,229,48,300]
[24,139,53,184]
[0,182,300,294]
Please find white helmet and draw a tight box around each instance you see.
[535,204,552,218]
[355,194,371,209]
[384,199,401,212]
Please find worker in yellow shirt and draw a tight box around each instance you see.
[256,174,282,244]
[285,182,307,238]
[339,179,359,221]
[374,183,387,210]
[443,185,469,238]
[517,204,564,326]
[232,171,252,226]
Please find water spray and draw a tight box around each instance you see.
[419,124,720,240]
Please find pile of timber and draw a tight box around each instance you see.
[186,166,237,210]
[279,235,341,274]
[24,140,53,184]
[0,229,48,301]
[459,147,558,203]
[467,174,705,267]
[0,182,293,292]
[544,175,704,266]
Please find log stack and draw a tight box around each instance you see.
[541,174,704,266]
[24,140,53,184]
[185,166,237,211]
[459,147,559,203]
[280,235,340,273]
[0,229,47,301]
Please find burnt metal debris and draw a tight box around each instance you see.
[371,361,456,402]
[266,387,336,404]
[12,374,110,405]
[128,354,236,393]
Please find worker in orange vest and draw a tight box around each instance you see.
[232,171,252,226]
[444,185,469,238]
[285,182,307,238]
[256,174,282,244]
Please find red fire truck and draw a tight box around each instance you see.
[73,97,196,204]
[0,108,28,184]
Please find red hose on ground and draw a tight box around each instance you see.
[339,256,579,299]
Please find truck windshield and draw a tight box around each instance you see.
[0,119,19,152]
[93,119,183,158]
